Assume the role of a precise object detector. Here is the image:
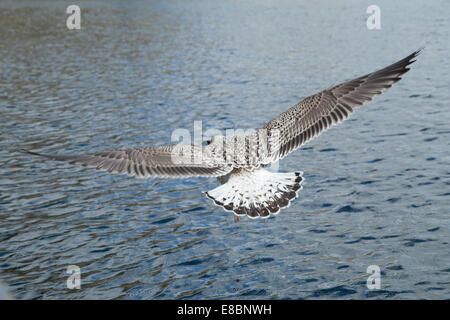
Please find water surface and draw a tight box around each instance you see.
[0,0,449,299]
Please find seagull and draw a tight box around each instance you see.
[23,50,420,220]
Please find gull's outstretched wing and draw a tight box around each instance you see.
[22,144,232,178]
[261,50,420,162]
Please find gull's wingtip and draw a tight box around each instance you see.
[409,47,424,62]
[19,148,42,156]
[19,148,57,160]
[414,47,424,58]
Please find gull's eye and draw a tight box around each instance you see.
[204,139,212,146]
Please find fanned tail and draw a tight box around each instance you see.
[205,168,303,219]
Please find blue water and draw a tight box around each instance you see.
[0,0,449,299]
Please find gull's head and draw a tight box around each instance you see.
[205,135,225,146]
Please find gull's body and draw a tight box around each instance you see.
[24,50,420,219]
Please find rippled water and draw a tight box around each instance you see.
[1,0,449,299]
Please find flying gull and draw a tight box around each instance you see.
[23,50,420,220]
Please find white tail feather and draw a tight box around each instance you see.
[206,168,303,219]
